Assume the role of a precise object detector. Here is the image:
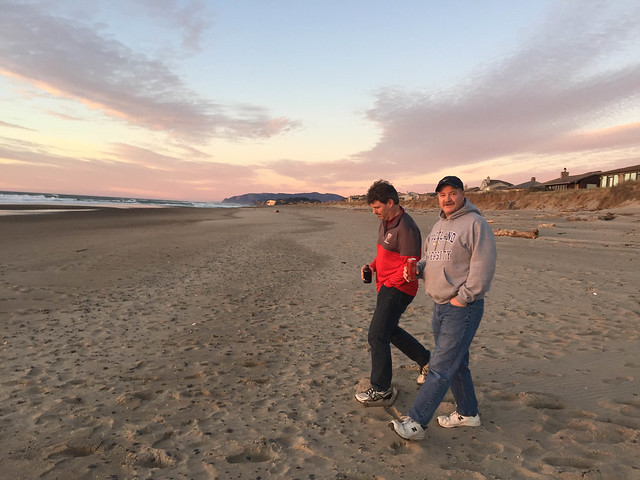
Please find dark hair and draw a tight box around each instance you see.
[367,180,399,205]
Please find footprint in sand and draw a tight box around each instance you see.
[126,447,175,469]
[225,446,274,463]
[388,440,413,455]
[45,443,102,459]
[115,391,155,404]
[562,417,637,444]
[518,391,565,410]
[602,376,633,384]
[542,455,594,470]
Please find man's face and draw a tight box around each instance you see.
[438,185,465,218]
[370,199,395,221]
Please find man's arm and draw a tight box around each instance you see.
[455,218,496,305]
[389,220,422,287]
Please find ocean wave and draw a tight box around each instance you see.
[0,191,240,208]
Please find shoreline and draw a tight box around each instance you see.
[1,206,639,479]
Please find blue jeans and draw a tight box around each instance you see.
[368,285,431,391]
[408,299,484,426]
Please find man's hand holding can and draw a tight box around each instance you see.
[404,257,417,282]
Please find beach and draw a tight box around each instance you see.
[1,204,639,479]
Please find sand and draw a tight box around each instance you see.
[1,204,639,480]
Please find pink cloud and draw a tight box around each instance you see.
[358,2,640,174]
[0,2,299,142]
[0,140,262,200]
[539,122,640,154]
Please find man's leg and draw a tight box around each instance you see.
[407,301,481,426]
[449,300,484,417]
[390,325,430,369]
[367,285,412,390]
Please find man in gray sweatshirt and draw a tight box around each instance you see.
[390,175,497,440]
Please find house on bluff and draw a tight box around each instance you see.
[599,164,640,187]
[512,177,544,190]
[543,168,601,190]
[479,176,514,191]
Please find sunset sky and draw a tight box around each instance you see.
[2,1,640,201]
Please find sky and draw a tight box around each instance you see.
[2,0,640,202]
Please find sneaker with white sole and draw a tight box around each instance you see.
[437,411,481,428]
[416,364,429,385]
[355,387,393,404]
[389,416,427,440]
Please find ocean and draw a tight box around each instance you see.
[0,190,242,209]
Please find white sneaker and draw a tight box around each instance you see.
[389,416,427,440]
[416,364,429,385]
[355,387,393,404]
[437,411,481,428]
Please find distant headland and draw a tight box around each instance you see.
[222,192,344,205]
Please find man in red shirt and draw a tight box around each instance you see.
[356,180,431,405]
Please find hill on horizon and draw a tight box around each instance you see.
[223,192,344,205]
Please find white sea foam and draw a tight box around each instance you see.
[0,191,241,209]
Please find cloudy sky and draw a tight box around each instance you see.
[2,0,640,201]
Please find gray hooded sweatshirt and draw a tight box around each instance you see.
[417,199,496,305]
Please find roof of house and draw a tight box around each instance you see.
[512,179,543,189]
[483,179,514,188]
[542,171,601,186]
[599,164,640,175]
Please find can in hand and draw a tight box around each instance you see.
[362,265,372,283]
[407,257,417,281]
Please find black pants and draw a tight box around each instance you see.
[368,285,430,390]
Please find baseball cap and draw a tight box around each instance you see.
[435,176,464,192]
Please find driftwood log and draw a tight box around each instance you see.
[493,228,539,239]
